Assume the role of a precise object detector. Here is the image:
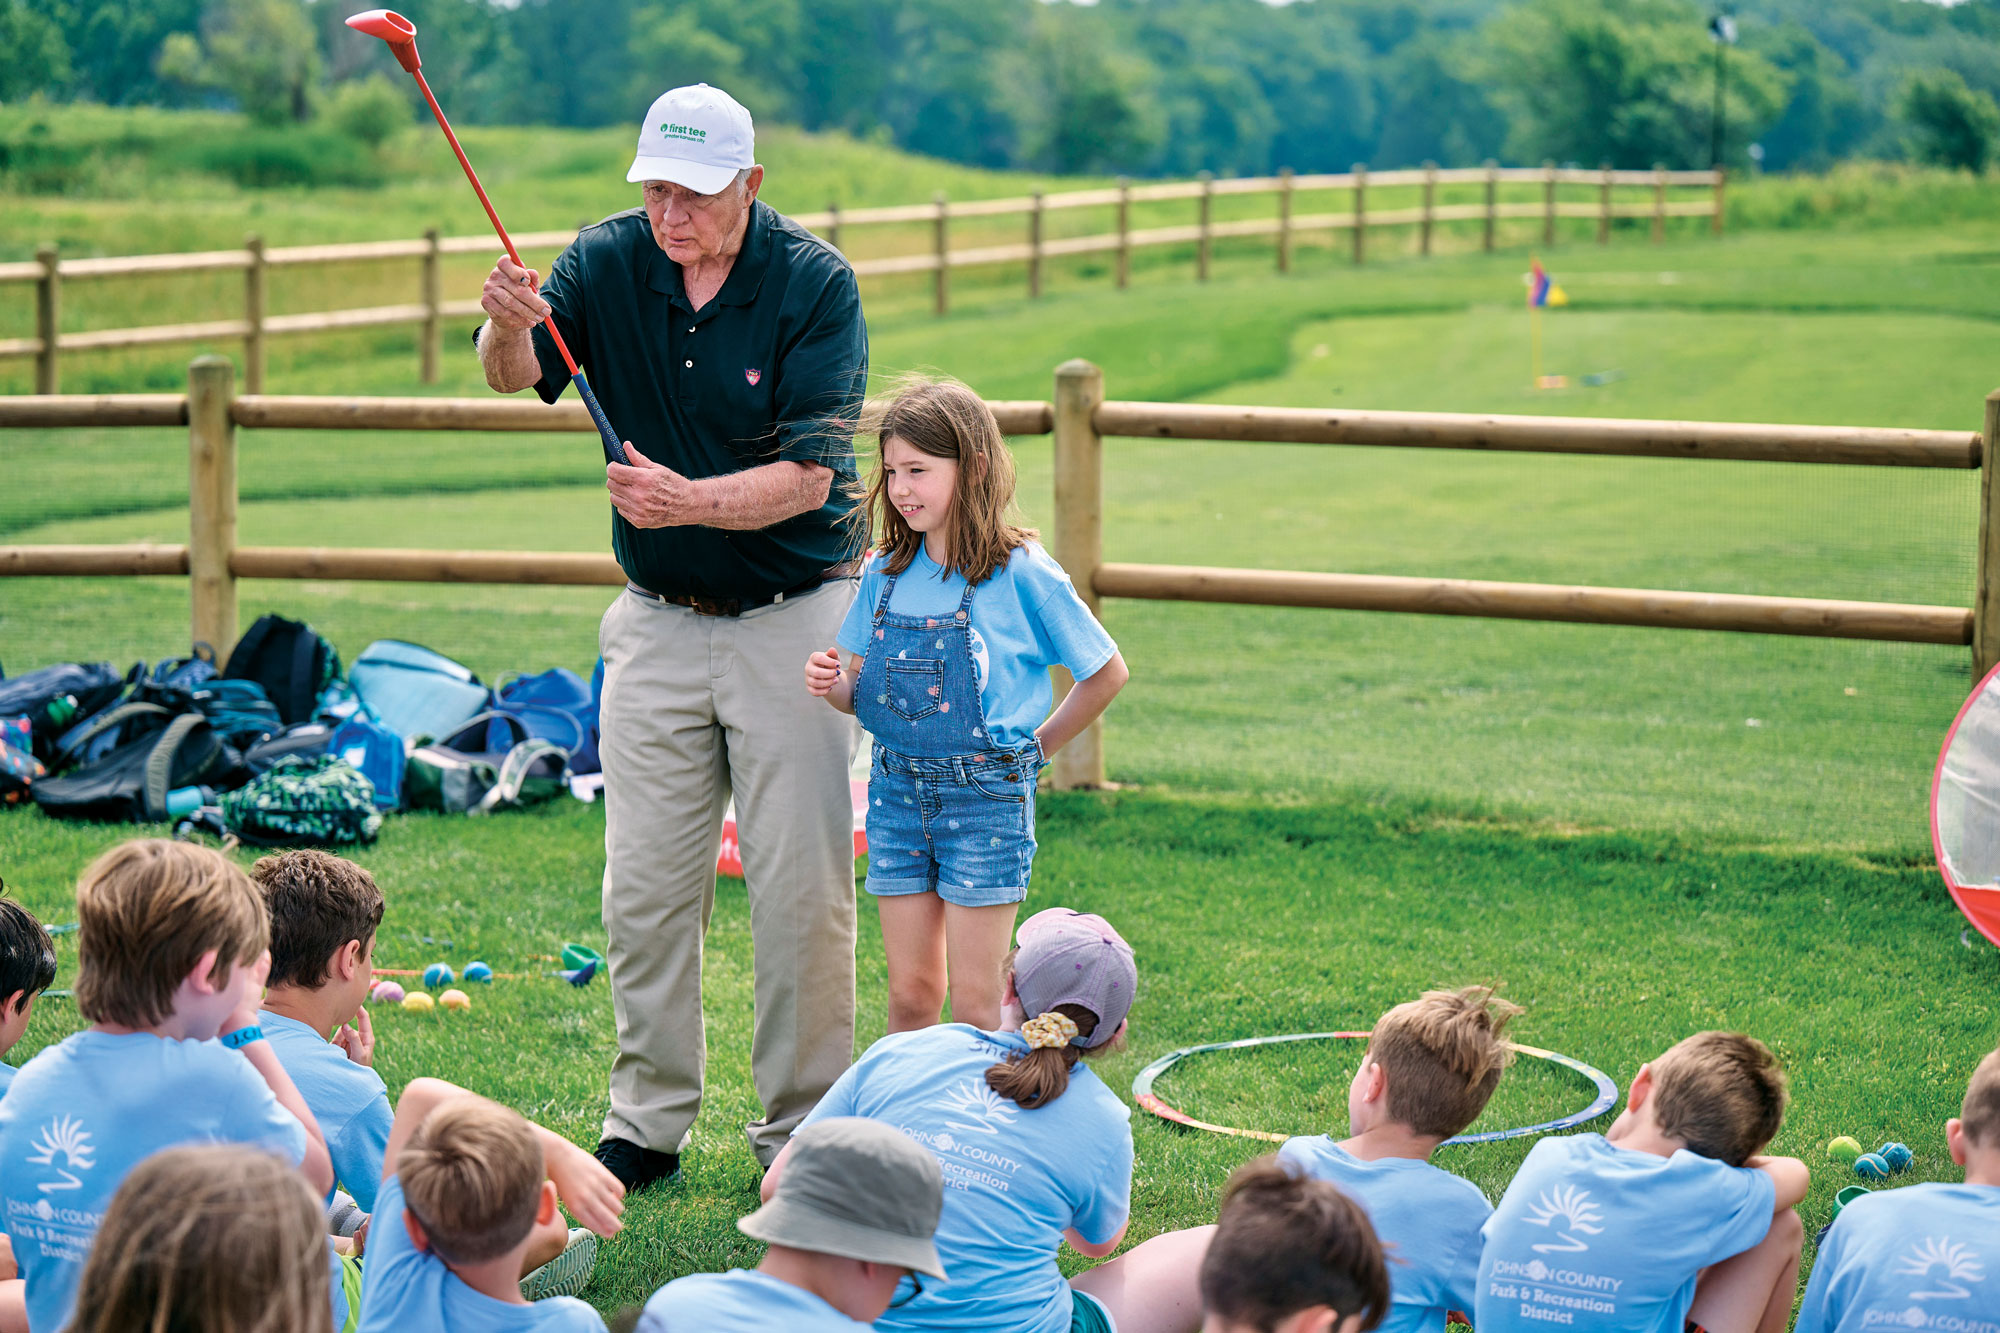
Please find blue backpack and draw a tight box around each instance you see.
[331,714,405,811]
[490,668,596,764]
[349,641,491,743]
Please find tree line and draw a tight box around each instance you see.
[10,0,2000,176]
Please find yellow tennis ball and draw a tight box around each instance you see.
[401,991,435,1014]
[438,988,471,1012]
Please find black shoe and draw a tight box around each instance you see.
[593,1137,680,1193]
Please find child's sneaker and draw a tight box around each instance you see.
[519,1227,597,1301]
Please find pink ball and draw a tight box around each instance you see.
[370,980,406,1005]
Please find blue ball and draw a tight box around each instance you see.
[462,961,494,984]
[1880,1142,1913,1173]
[1854,1152,1892,1181]
[422,962,455,988]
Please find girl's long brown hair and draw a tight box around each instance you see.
[863,376,1036,585]
[66,1144,332,1333]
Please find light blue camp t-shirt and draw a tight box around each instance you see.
[1278,1136,1490,1331]
[357,1172,607,1333]
[1474,1133,1775,1333]
[261,1009,393,1212]
[802,1023,1133,1333]
[0,1029,309,1333]
[0,1062,15,1097]
[635,1270,876,1332]
[1795,1182,2000,1333]
[837,542,1117,749]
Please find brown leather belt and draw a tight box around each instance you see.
[627,561,859,618]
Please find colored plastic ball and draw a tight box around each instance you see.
[438,988,471,1012]
[462,961,494,984]
[1853,1152,1891,1181]
[369,980,405,1005]
[1826,1136,1863,1164]
[401,991,436,1014]
[1880,1142,1913,1173]
[422,962,455,988]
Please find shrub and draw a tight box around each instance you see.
[169,127,383,189]
[1897,70,2000,174]
[327,76,411,150]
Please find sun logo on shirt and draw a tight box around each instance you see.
[1522,1184,1605,1254]
[27,1115,95,1193]
[1893,1236,1985,1301]
[935,1079,1018,1136]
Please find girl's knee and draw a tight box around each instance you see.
[888,979,946,1031]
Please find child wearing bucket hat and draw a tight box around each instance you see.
[775,908,1212,1333]
[635,1118,946,1331]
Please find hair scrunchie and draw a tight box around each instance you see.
[1021,1012,1079,1050]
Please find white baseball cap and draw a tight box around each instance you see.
[627,84,755,195]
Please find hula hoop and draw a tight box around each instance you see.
[1131,1031,1619,1146]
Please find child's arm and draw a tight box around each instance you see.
[224,1006,335,1195]
[804,648,864,715]
[1035,650,1128,760]
[1745,1154,1809,1211]
[1062,1221,1129,1258]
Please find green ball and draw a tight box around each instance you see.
[1854,1152,1891,1181]
[1827,1136,1863,1163]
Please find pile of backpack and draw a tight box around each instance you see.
[0,614,602,849]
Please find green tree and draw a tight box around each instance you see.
[0,0,71,102]
[1898,68,2000,172]
[161,0,320,125]
[1007,10,1158,174]
[326,74,411,149]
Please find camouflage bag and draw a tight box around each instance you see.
[221,755,381,847]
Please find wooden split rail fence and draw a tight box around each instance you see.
[2,164,1723,394]
[10,344,1967,793]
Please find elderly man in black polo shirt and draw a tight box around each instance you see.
[476,83,866,1188]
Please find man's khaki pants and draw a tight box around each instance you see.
[597,581,858,1166]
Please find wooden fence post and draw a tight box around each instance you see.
[1115,178,1131,289]
[1483,160,1498,252]
[1542,161,1557,246]
[1712,168,1726,237]
[1052,358,1106,789]
[420,227,441,384]
[932,192,949,317]
[1420,161,1437,257]
[1652,164,1667,244]
[1197,171,1213,282]
[34,244,58,395]
[1277,167,1294,274]
[1029,189,1044,299]
[1978,391,2000,678]
[825,202,842,254]
[1352,164,1367,266]
[1597,163,1613,245]
[188,356,239,662]
[243,234,267,394]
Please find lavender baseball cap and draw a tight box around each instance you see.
[1012,908,1136,1047]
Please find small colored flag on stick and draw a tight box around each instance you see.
[1527,257,1568,388]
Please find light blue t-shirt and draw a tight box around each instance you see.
[802,1023,1133,1333]
[357,1172,607,1333]
[0,1061,16,1097]
[1795,1182,2000,1333]
[1278,1136,1490,1331]
[0,1029,309,1333]
[261,1009,393,1212]
[1474,1134,1775,1333]
[837,542,1117,749]
[635,1270,875,1332]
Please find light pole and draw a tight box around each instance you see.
[1709,13,1737,171]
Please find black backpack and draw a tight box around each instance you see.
[33,707,242,823]
[0,661,133,765]
[223,616,341,726]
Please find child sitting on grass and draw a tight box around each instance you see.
[64,1143,334,1333]
[1199,1156,1390,1333]
[1278,986,1521,1332]
[1474,1031,1808,1333]
[356,1076,625,1333]
[0,839,333,1333]
[635,1117,947,1330]
[1794,1040,2000,1330]
[0,890,56,1096]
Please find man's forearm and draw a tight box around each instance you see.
[478,319,544,393]
[684,460,834,530]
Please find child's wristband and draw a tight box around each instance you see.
[220,1024,265,1050]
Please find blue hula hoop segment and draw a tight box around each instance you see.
[1130,1031,1619,1146]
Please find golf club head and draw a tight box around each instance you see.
[345,9,422,73]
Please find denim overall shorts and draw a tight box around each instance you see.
[852,569,1041,907]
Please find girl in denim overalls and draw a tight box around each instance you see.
[805,379,1128,1034]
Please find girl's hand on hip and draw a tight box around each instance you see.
[804,646,843,697]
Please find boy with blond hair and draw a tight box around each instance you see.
[0,839,333,1333]
[1794,1041,2000,1330]
[1199,1156,1391,1333]
[1278,985,1521,1332]
[1475,1031,1808,1333]
[357,1076,625,1332]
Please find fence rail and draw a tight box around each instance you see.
[4,163,1723,394]
[11,343,1965,792]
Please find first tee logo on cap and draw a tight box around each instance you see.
[659,122,708,143]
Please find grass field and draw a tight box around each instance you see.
[5,109,2000,1325]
